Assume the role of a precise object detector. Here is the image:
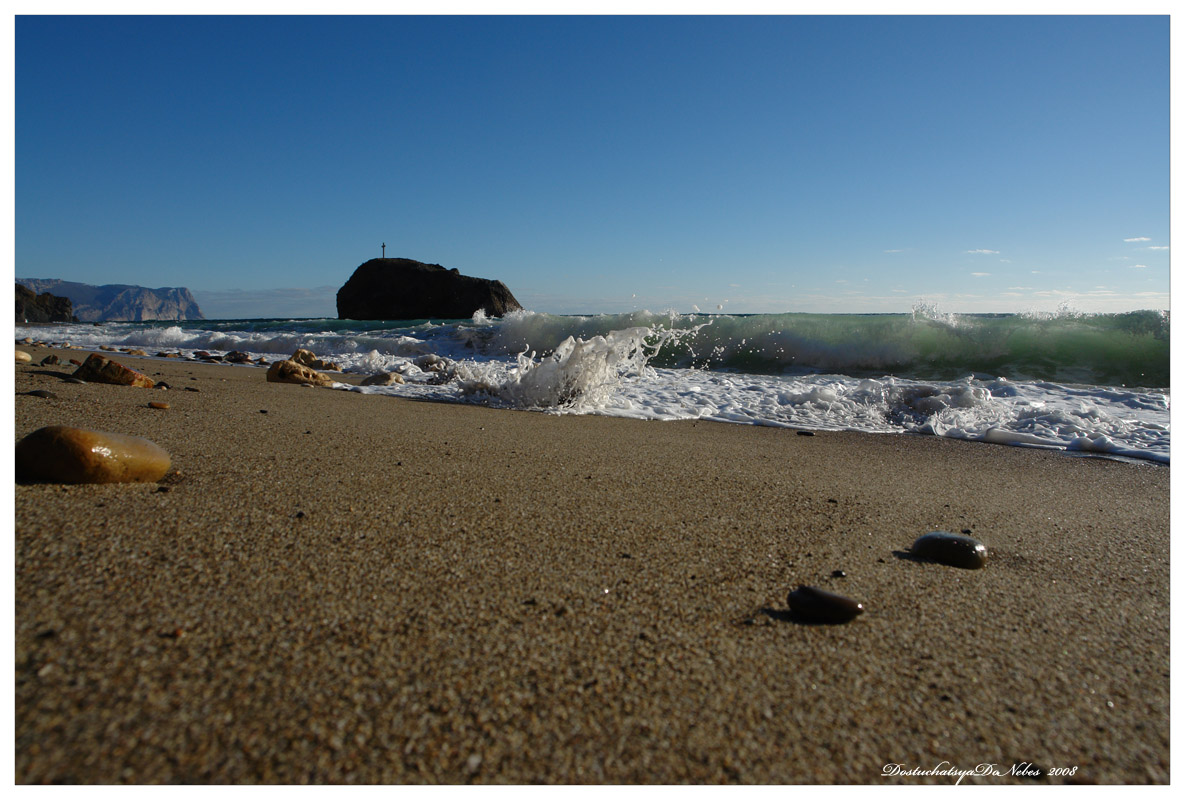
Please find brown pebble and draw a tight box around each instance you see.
[72,353,155,388]
[910,531,988,569]
[787,585,864,624]
[69,358,83,366]
[16,349,32,363]
[148,401,170,410]
[15,426,171,484]
[267,359,334,387]
[39,354,60,366]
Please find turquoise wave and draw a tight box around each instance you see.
[80,308,1170,387]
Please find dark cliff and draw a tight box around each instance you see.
[17,279,205,322]
[16,284,77,323]
[336,258,523,321]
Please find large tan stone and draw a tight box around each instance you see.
[72,354,156,388]
[361,371,405,386]
[291,348,341,371]
[15,426,171,484]
[16,350,32,363]
[266,359,334,387]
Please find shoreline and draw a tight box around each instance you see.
[13,347,1171,783]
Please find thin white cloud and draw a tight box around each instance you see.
[1130,264,1148,269]
[883,249,905,254]
[1124,237,1151,242]
[1147,246,1169,251]
[970,272,991,277]
[965,249,999,255]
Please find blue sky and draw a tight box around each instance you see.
[14,13,1170,318]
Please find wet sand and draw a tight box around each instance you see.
[13,347,1170,783]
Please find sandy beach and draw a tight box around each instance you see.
[13,346,1170,784]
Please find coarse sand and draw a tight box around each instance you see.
[12,348,1170,783]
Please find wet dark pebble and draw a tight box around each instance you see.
[184,387,200,392]
[39,355,60,366]
[910,531,988,569]
[830,569,846,578]
[26,390,57,399]
[787,585,864,624]
[156,382,170,390]
[62,377,86,384]
[796,430,815,436]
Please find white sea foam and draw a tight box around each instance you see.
[17,313,1170,464]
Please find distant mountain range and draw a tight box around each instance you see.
[16,279,205,321]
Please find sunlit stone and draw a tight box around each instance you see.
[16,426,171,484]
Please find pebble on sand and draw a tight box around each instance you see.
[72,354,156,388]
[16,350,32,363]
[361,371,406,386]
[40,355,60,366]
[15,425,171,484]
[25,390,57,399]
[291,348,341,372]
[910,531,988,569]
[148,401,170,410]
[266,359,334,387]
[787,585,864,624]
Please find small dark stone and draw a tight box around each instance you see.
[26,390,56,399]
[910,531,988,569]
[294,511,305,519]
[260,409,268,414]
[156,382,170,390]
[184,387,200,392]
[796,430,815,436]
[787,585,864,624]
[831,569,846,578]
[39,355,60,366]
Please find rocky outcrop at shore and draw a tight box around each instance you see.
[16,284,77,323]
[336,258,523,321]
[17,278,205,321]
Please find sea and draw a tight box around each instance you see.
[16,305,1171,465]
